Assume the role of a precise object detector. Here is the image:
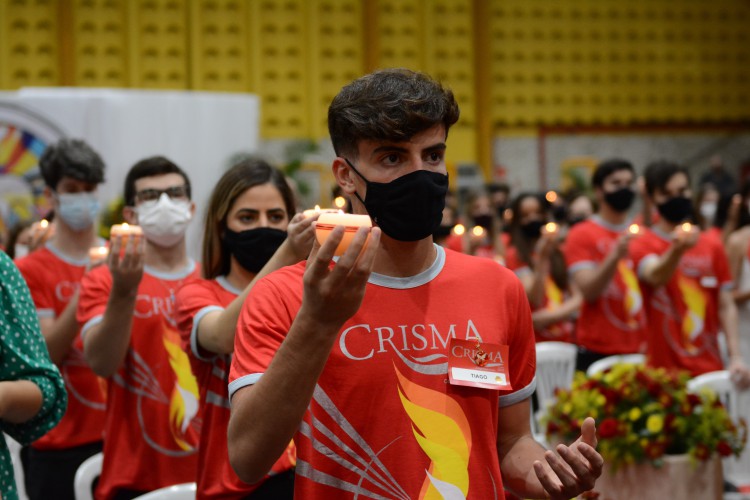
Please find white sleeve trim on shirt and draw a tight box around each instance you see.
[80,315,104,341]
[498,376,537,408]
[191,305,224,362]
[568,261,596,276]
[228,373,263,402]
[36,308,55,319]
[637,254,660,280]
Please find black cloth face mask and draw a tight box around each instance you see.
[604,187,636,212]
[657,196,693,224]
[345,158,448,242]
[223,227,287,274]
[472,214,494,231]
[520,220,545,239]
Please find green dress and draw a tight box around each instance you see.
[0,251,67,500]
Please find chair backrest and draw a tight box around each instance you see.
[74,452,103,500]
[535,342,578,411]
[687,370,745,485]
[586,353,645,377]
[133,483,196,500]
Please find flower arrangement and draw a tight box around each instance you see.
[543,363,747,470]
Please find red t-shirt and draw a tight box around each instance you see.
[15,244,106,450]
[77,261,201,500]
[564,217,646,354]
[175,277,296,500]
[630,228,732,376]
[504,246,575,343]
[229,246,537,499]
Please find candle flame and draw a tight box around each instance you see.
[333,197,346,209]
[471,226,485,237]
[629,224,640,235]
[122,223,129,229]
[453,224,466,236]
[40,219,49,229]
[545,191,558,203]
[503,208,513,221]
[545,222,557,233]
[94,246,108,255]
[314,205,321,211]
[681,222,692,232]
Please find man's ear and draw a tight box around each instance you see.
[332,157,357,195]
[122,205,138,225]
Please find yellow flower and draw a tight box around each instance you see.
[629,407,642,421]
[647,414,664,433]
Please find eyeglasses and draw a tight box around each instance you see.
[135,185,189,203]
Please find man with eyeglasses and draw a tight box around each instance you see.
[77,156,202,500]
[16,138,107,500]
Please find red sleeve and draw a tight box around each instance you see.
[15,254,55,312]
[563,223,597,267]
[174,280,224,361]
[228,273,299,398]
[499,272,536,405]
[76,266,112,336]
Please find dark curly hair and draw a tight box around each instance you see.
[328,68,460,159]
[39,138,105,190]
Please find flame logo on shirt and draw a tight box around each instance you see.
[395,365,471,499]
[162,327,200,451]
[677,275,706,353]
[617,261,643,327]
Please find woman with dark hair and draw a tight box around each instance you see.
[175,159,316,499]
[504,192,581,343]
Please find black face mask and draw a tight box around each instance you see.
[552,205,568,222]
[223,227,287,274]
[520,220,545,239]
[604,187,636,212]
[472,214,494,231]
[657,197,693,224]
[495,204,507,219]
[345,159,448,242]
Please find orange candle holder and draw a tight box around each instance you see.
[110,223,143,245]
[315,212,372,256]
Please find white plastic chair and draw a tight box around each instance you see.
[687,370,747,487]
[74,452,103,500]
[133,483,196,500]
[586,353,645,377]
[533,342,578,440]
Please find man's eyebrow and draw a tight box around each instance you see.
[371,145,409,157]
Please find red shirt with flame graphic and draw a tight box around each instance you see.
[229,247,537,499]
[175,277,296,499]
[77,261,201,500]
[16,244,106,450]
[504,245,576,343]
[630,228,732,376]
[564,218,646,354]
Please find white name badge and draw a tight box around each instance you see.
[450,367,510,389]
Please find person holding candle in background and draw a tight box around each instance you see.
[77,156,201,499]
[630,160,750,384]
[175,159,317,499]
[564,159,646,371]
[228,68,602,500]
[15,139,107,500]
[505,192,581,344]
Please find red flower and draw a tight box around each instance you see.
[687,394,701,408]
[547,421,560,435]
[694,443,710,461]
[664,413,676,430]
[717,441,733,457]
[644,441,665,459]
[599,418,619,438]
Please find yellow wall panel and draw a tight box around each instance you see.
[0,0,60,89]
[249,0,311,138]
[377,0,425,71]
[190,0,251,92]
[71,0,128,87]
[127,0,189,89]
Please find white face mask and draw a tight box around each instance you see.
[14,243,29,259]
[57,192,100,231]
[135,193,192,248]
[699,202,717,223]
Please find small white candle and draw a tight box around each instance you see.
[629,224,640,235]
[315,212,372,256]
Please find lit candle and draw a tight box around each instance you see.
[544,222,558,235]
[39,219,49,229]
[303,205,322,218]
[545,191,558,203]
[89,246,109,264]
[628,224,640,235]
[315,212,372,256]
[453,223,466,236]
[110,223,143,245]
[333,196,347,209]
[471,226,485,237]
[681,222,693,233]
